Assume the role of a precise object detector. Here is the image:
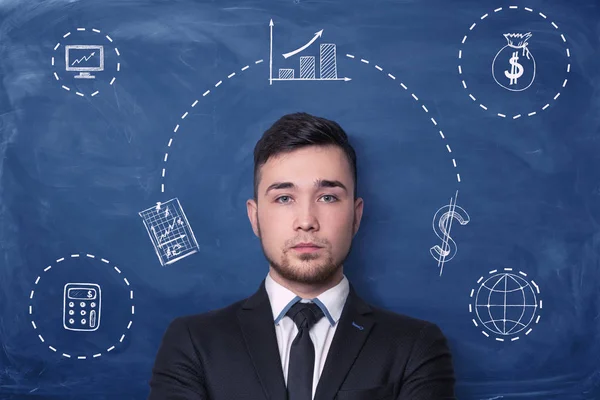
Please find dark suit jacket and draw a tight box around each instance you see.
[148,279,456,400]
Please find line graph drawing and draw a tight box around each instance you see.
[52,27,120,97]
[71,52,97,65]
[65,44,104,79]
[269,19,351,84]
[139,198,199,266]
[283,29,323,58]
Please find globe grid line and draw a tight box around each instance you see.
[469,268,542,341]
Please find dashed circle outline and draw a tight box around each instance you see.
[51,28,121,97]
[28,253,135,359]
[158,56,461,193]
[468,267,542,341]
[458,6,571,119]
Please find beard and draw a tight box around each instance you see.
[256,217,354,285]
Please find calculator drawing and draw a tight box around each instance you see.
[63,283,102,331]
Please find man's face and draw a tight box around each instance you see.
[247,145,363,285]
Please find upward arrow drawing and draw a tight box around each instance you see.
[72,52,96,65]
[282,29,324,59]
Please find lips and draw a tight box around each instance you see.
[292,243,322,254]
[293,243,322,248]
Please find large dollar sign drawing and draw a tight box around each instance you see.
[504,51,524,85]
[430,191,470,276]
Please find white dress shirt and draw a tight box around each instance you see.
[264,272,350,400]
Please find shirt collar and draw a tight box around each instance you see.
[265,272,349,327]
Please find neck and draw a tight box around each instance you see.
[268,267,344,299]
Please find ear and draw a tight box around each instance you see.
[246,198,259,237]
[352,197,364,237]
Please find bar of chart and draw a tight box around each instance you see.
[269,20,350,84]
[276,44,338,80]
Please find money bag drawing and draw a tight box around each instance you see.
[492,32,536,92]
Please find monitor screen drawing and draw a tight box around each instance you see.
[65,45,105,79]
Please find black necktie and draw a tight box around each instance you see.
[286,301,325,400]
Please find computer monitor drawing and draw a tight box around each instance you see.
[65,45,104,79]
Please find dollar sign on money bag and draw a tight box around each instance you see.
[492,32,536,92]
[430,204,470,265]
[505,52,524,85]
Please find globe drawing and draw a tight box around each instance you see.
[474,272,539,336]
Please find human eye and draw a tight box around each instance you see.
[320,194,338,203]
[275,195,292,204]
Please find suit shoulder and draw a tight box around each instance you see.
[170,297,248,331]
[368,304,447,340]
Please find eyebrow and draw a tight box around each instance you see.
[265,179,348,196]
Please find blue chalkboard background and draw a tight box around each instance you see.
[1,0,599,398]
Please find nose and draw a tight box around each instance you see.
[294,203,320,232]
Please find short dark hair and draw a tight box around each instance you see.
[253,112,357,201]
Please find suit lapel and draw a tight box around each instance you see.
[237,279,375,400]
[237,279,288,400]
[314,283,375,400]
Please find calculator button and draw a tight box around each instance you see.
[69,318,75,324]
[69,302,74,307]
[91,302,96,308]
[90,310,97,328]
[80,310,86,316]
[80,302,86,308]
[81,319,86,325]
[69,310,74,315]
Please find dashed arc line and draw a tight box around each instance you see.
[457,6,571,118]
[468,267,542,341]
[160,59,264,193]
[345,54,459,182]
[29,253,134,359]
[160,56,461,193]
[52,28,120,97]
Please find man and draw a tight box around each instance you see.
[148,112,456,400]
